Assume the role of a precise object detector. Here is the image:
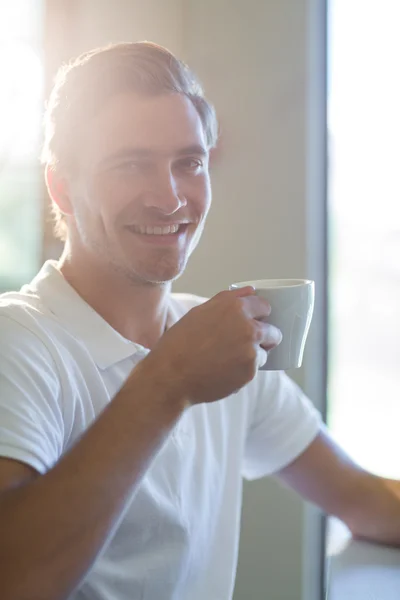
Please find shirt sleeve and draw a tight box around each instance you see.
[0,315,64,474]
[242,370,322,480]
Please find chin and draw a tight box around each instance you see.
[128,262,186,285]
[105,244,188,284]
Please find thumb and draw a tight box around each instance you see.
[228,285,256,298]
[209,286,256,304]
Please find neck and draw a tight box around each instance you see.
[58,245,171,349]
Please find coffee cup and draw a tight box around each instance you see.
[229,279,315,371]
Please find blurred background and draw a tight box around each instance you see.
[0,1,399,599]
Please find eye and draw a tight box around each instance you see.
[175,157,204,173]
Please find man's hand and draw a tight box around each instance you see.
[148,287,282,405]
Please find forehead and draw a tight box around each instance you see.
[79,92,207,166]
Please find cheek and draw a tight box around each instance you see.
[189,174,211,217]
[90,173,137,223]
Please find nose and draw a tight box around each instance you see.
[142,167,187,215]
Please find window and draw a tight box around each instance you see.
[0,0,44,292]
[328,0,400,479]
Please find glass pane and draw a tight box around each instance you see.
[328,0,400,479]
[0,0,44,292]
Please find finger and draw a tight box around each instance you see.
[256,322,282,350]
[228,285,256,298]
[256,346,268,369]
[211,287,256,305]
[241,295,272,320]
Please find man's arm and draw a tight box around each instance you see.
[0,288,280,600]
[0,356,187,600]
[277,428,400,547]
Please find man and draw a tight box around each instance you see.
[0,42,398,600]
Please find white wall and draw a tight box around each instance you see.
[55,1,327,598]
[71,0,184,56]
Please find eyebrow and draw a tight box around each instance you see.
[98,144,208,169]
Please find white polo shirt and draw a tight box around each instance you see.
[0,261,321,600]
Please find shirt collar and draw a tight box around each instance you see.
[24,261,153,370]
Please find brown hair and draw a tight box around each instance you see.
[41,41,218,241]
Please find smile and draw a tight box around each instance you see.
[127,223,188,236]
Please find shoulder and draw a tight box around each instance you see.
[0,293,73,389]
[248,369,314,407]
[0,290,55,350]
[0,296,66,473]
[0,292,43,340]
[0,296,62,391]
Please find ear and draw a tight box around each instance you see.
[45,164,73,217]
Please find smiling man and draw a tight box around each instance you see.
[0,42,399,600]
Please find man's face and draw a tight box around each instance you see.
[67,92,211,284]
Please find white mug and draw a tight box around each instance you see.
[229,279,315,371]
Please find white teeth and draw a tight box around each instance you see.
[132,224,181,235]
